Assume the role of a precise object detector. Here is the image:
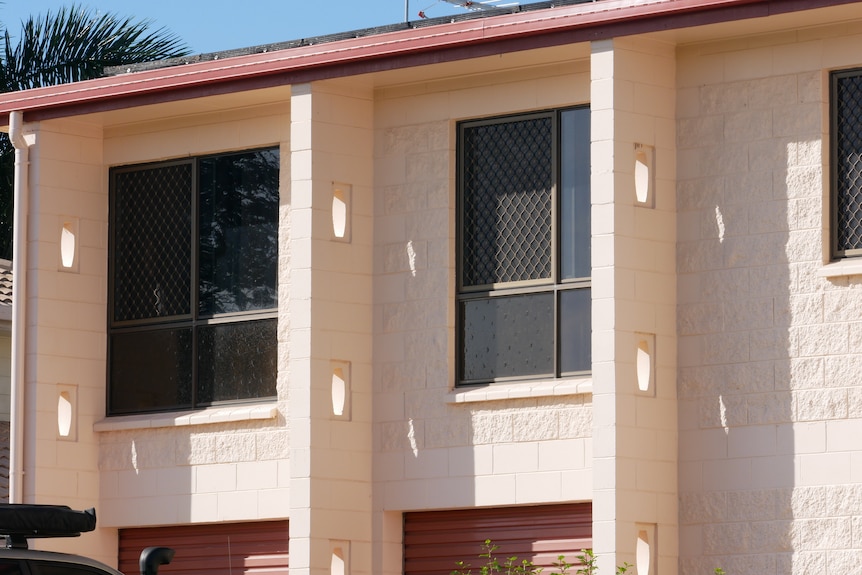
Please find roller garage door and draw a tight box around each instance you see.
[404,503,592,575]
[119,521,288,575]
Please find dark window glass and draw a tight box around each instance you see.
[560,108,591,280]
[559,287,591,374]
[833,70,862,257]
[109,328,193,414]
[0,560,23,575]
[458,108,590,385]
[109,147,279,415]
[197,319,278,403]
[30,562,114,575]
[199,150,279,315]
[461,293,554,382]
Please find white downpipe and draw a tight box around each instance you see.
[9,111,30,504]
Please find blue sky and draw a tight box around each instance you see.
[0,0,477,54]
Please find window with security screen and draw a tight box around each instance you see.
[108,147,279,415]
[457,107,590,385]
[832,69,862,259]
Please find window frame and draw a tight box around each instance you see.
[107,147,279,416]
[455,106,591,387]
[830,67,862,260]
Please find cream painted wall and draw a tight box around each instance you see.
[21,118,115,563]
[677,21,862,575]
[287,78,376,575]
[371,59,595,572]
[93,104,292,531]
[15,8,862,575]
[374,58,593,574]
[590,35,679,575]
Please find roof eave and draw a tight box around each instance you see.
[0,0,855,123]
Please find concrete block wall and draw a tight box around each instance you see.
[91,104,292,538]
[97,418,290,527]
[677,21,862,575]
[590,36,678,575]
[289,78,375,575]
[22,119,115,563]
[13,105,293,563]
[372,58,594,575]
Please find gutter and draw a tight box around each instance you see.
[0,0,855,123]
[8,111,30,504]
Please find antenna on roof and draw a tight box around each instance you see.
[440,0,519,10]
[411,0,519,19]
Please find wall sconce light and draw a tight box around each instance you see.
[636,524,657,575]
[636,333,656,396]
[331,360,351,420]
[634,144,655,208]
[331,541,350,575]
[60,217,79,272]
[57,384,77,440]
[332,183,351,242]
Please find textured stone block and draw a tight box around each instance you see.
[470,412,514,445]
[793,323,848,357]
[424,416,469,449]
[791,517,853,550]
[747,393,793,425]
[795,388,849,421]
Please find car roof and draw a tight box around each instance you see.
[0,547,124,575]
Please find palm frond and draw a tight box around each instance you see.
[1,4,191,92]
[0,3,191,258]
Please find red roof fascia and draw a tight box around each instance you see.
[0,0,851,123]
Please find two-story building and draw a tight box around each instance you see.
[2,0,862,573]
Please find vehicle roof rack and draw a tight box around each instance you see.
[0,504,97,549]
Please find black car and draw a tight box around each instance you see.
[0,505,172,575]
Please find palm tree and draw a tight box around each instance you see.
[0,5,191,259]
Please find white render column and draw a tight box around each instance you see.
[289,80,375,575]
[590,36,679,575]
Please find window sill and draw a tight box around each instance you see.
[93,402,279,432]
[817,258,862,278]
[446,377,592,404]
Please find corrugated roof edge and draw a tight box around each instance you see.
[103,0,592,76]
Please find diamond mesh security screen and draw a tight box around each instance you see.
[835,72,862,255]
[457,107,591,385]
[112,162,193,322]
[109,148,279,414]
[461,115,553,287]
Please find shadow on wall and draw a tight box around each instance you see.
[677,69,823,574]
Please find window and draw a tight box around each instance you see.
[832,68,862,259]
[457,107,590,385]
[30,563,114,575]
[108,147,279,415]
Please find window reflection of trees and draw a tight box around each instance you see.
[198,148,279,316]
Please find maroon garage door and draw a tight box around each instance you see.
[119,521,288,575]
[404,503,592,575]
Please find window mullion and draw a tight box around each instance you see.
[191,159,200,408]
[552,110,561,376]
